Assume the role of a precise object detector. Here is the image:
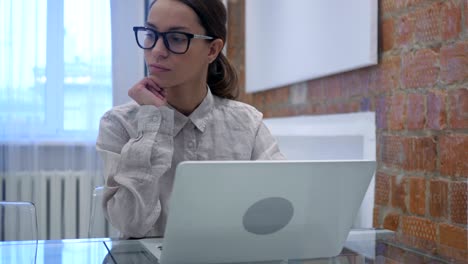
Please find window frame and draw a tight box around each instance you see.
[2,0,112,142]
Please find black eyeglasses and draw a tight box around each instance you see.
[133,26,214,54]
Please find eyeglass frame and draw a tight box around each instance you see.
[133,26,215,54]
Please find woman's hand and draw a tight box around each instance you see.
[128,77,167,107]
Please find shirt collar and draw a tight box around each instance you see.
[172,110,188,137]
[188,87,213,133]
[170,86,214,136]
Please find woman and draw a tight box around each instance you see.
[96,0,284,238]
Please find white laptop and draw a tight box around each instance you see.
[158,160,376,264]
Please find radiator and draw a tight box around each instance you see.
[0,171,110,240]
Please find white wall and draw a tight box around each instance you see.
[264,112,376,228]
[110,0,146,106]
[245,0,378,92]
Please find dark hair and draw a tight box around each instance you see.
[149,0,239,100]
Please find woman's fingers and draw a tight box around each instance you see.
[128,81,146,98]
[128,78,167,107]
[146,77,166,97]
[147,77,161,91]
[145,79,165,101]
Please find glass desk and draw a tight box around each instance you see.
[1,229,463,264]
[0,238,110,264]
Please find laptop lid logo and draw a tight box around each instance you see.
[242,197,294,235]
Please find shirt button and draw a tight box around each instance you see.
[152,116,159,122]
[188,142,194,148]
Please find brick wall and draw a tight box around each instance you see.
[227,0,467,260]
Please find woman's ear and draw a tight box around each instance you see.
[207,39,224,63]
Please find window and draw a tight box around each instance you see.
[0,0,112,141]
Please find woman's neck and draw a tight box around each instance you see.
[166,81,207,116]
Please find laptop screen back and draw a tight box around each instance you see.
[160,160,375,264]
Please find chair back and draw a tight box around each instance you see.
[0,201,38,263]
[0,201,38,241]
[88,186,120,238]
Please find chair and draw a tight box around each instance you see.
[88,186,120,238]
[0,201,38,263]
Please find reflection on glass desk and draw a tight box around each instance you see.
[0,238,110,264]
[105,229,461,264]
[104,239,159,264]
[1,229,464,264]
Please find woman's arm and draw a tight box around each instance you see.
[251,121,286,160]
[96,105,174,238]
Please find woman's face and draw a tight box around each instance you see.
[145,0,218,89]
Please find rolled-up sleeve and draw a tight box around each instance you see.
[96,105,174,238]
[251,121,285,160]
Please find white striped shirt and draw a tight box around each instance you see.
[96,88,284,238]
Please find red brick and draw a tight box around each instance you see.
[383,212,400,231]
[414,2,443,43]
[324,101,359,114]
[406,0,425,8]
[360,67,375,94]
[375,172,391,205]
[366,66,379,93]
[429,179,448,218]
[441,0,462,40]
[401,216,437,242]
[263,91,273,106]
[226,0,244,53]
[437,244,468,263]
[388,93,406,130]
[465,0,468,31]
[238,93,251,106]
[373,206,380,228]
[262,110,273,119]
[324,103,337,114]
[376,133,382,162]
[360,97,371,112]
[277,105,295,117]
[342,71,363,98]
[440,42,468,84]
[392,175,407,212]
[382,135,407,169]
[381,19,395,52]
[401,49,439,89]
[323,75,345,99]
[449,88,468,129]
[226,7,245,91]
[439,223,468,250]
[396,232,439,255]
[265,87,285,106]
[396,14,414,48]
[440,134,468,177]
[381,0,395,14]
[381,0,406,14]
[383,244,406,263]
[359,67,375,95]
[403,252,427,264]
[404,137,437,172]
[409,177,426,216]
[382,136,436,173]
[377,56,401,92]
[427,90,447,130]
[251,93,264,109]
[346,100,360,113]
[450,181,468,225]
[307,79,324,102]
[376,96,388,129]
[406,93,426,130]
[304,103,323,116]
[275,87,289,105]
